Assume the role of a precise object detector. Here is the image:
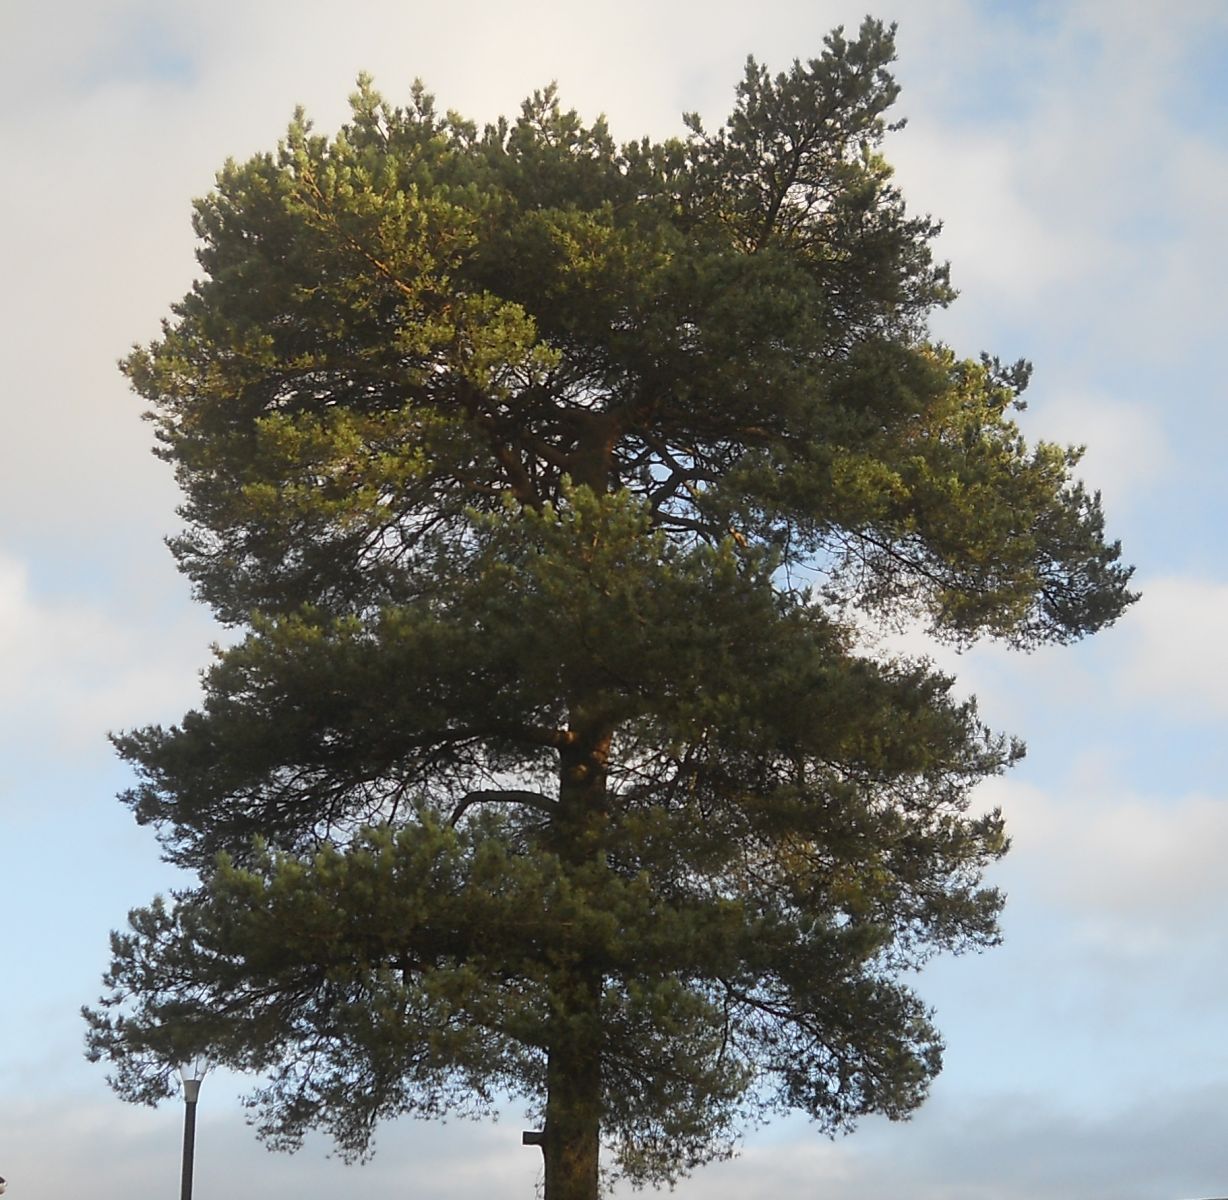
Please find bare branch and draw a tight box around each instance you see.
[449,789,557,827]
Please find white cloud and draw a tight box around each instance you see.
[980,765,1228,965]
[892,125,1099,305]
[1023,390,1172,509]
[868,571,1228,738]
[886,0,1228,375]
[0,552,213,765]
[1113,577,1228,715]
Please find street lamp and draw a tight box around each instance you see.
[177,1056,210,1200]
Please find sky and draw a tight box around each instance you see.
[2,0,1227,1196]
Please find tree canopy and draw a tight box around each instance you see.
[85,18,1134,1200]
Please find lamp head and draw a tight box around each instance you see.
[176,1055,211,1102]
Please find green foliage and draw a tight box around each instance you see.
[87,17,1133,1197]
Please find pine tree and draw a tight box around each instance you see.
[85,20,1134,1199]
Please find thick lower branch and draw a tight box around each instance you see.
[447,788,557,827]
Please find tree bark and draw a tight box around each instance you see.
[543,973,602,1200]
[542,723,611,1200]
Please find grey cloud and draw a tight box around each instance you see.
[7,1084,1228,1200]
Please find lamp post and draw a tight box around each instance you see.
[177,1057,209,1200]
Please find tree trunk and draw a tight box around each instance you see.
[542,724,611,1200]
[543,979,602,1200]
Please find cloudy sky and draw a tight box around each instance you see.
[3,1,1227,1196]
